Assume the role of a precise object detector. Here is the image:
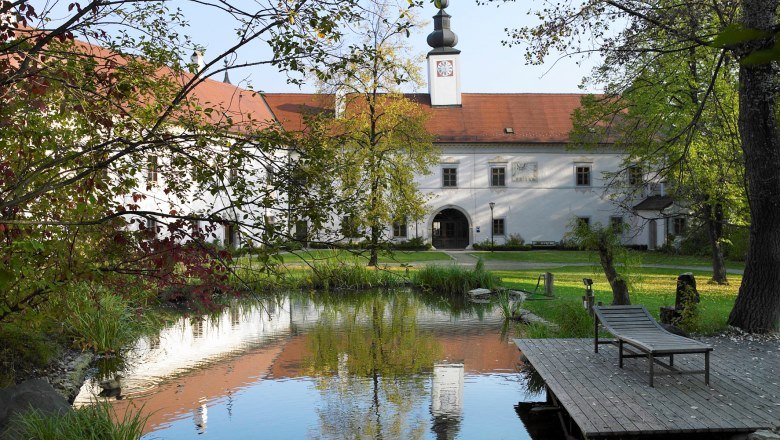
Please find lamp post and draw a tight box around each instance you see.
[489,202,495,251]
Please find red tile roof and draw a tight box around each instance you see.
[263,92,591,144]
[261,93,334,133]
[5,30,275,130]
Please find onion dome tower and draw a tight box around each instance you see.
[426,0,461,107]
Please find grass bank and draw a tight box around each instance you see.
[239,249,452,265]
[470,250,745,271]
[498,266,740,336]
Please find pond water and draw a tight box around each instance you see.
[74,290,558,439]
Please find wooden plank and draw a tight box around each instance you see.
[513,338,779,437]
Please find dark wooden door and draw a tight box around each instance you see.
[432,209,469,249]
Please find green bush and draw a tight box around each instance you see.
[412,258,501,295]
[13,401,148,440]
[391,236,432,251]
[0,324,60,386]
[724,225,749,262]
[473,239,532,251]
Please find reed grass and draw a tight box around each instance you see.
[493,290,523,320]
[412,258,501,295]
[56,283,156,354]
[13,401,148,440]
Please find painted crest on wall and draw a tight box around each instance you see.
[512,162,538,182]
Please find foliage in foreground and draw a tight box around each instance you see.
[412,259,501,295]
[0,323,61,387]
[12,401,148,440]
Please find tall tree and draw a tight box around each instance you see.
[502,0,779,332]
[570,29,746,285]
[0,0,363,321]
[306,0,437,267]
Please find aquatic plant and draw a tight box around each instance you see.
[12,400,148,440]
[494,290,523,320]
[412,258,501,295]
[58,283,150,354]
[301,261,406,290]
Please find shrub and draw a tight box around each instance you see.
[472,239,531,251]
[0,324,60,386]
[391,236,432,251]
[13,400,148,440]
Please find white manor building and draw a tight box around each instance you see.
[258,3,678,250]
[133,2,679,250]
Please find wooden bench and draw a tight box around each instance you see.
[593,305,713,387]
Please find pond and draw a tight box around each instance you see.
[74,290,559,439]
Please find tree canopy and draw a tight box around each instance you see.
[504,0,778,332]
[0,0,369,322]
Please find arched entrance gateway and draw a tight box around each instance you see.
[431,208,470,249]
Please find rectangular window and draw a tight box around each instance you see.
[575,165,591,186]
[392,220,407,238]
[295,220,309,241]
[628,166,642,186]
[577,217,591,228]
[224,223,239,248]
[229,168,239,184]
[442,167,457,187]
[146,217,157,236]
[147,156,158,184]
[673,217,687,235]
[492,218,505,236]
[490,166,506,187]
[342,216,360,238]
[610,216,624,233]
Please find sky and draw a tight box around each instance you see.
[179,0,604,95]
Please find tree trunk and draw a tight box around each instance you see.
[368,227,380,267]
[598,242,631,305]
[704,203,728,284]
[728,0,780,332]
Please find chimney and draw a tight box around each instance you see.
[190,51,205,73]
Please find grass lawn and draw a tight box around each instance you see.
[260,249,452,264]
[496,265,740,336]
[470,250,745,270]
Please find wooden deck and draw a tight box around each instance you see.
[514,337,780,438]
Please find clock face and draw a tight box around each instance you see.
[436,60,454,77]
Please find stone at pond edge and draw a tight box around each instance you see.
[0,379,71,439]
[747,430,780,440]
[467,288,492,296]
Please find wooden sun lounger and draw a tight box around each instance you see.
[593,305,713,387]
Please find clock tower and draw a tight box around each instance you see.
[427,0,461,107]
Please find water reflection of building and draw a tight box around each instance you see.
[193,398,207,435]
[82,296,523,436]
[431,363,464,440]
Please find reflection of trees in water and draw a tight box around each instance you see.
[305,292,441,439]
[517,355,546,395]
[431,413,461,440]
